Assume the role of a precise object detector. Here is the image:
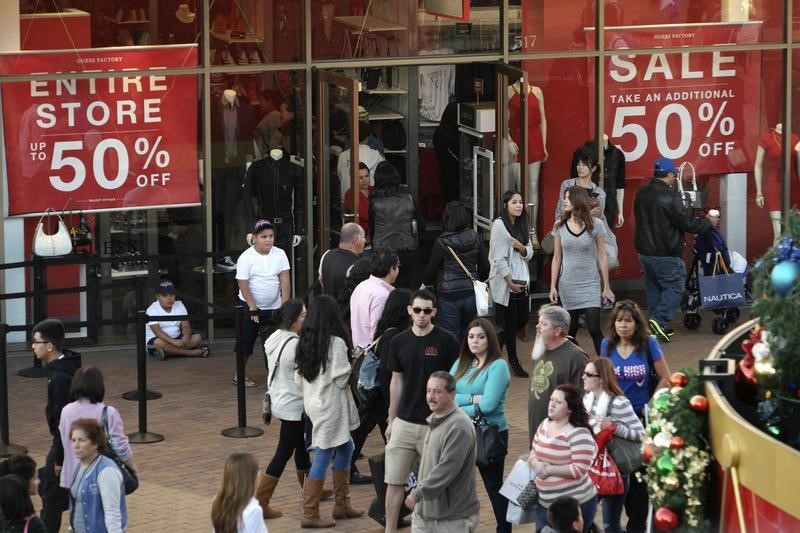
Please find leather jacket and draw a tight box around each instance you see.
[371,192,418,251]
[436,230,481,295]
[634,178,711,256]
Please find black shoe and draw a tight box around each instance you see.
[509,358,529,378]
[350,470,372,484]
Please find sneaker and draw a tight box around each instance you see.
[248,48,262,64]
[221,48,234,65]
[232,375,257,388]
[217,256,236,271]
[665,327,676,337]
[648,319,670,343]
[235,48,248,65]
[148,348,166,361]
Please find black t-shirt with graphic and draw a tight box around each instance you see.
[387,326,459,424]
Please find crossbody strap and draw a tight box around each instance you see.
[268,335,297,389]
[446,245,475,282]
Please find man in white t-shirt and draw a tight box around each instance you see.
[235,218,291,387]
[145,279,207,360]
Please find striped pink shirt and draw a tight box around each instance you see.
[532,420,597,507]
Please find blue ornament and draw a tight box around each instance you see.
[771,261,800,295]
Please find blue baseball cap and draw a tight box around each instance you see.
[654,157,678,175]
[155,279,176,294]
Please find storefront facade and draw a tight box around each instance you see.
[2,0,800,344]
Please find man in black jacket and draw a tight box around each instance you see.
[32,318,81,533]
[634,157,712,342]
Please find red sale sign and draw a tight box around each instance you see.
[586,23,762,178]
[0,45,199,216]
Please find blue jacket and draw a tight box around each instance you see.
[71,455,127,533]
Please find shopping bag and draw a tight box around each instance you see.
[506,501,537,525]
[588,448,625,496]
[499,458,533,503]
[699,253,746,311]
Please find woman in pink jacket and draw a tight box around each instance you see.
[58,366,138,489]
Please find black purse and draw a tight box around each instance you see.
[101,407,138,495]
[472,405,507,468]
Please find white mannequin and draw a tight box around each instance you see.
[175,4,196,24]
[754,122,800,243]
[222,89,237,106]
[507,81,548,247]
[270,148,283,161]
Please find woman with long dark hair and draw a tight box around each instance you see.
[550,185,614,355]
[450,318,511,533]
[422,201,488,340]
[601,300,670,533]
[0,474,46,533]
[489,190,533,377]
[255,298,331,518]
[529,383,598,532]
[211,452,266,533]
[294,294,362,528]
[369,161,418,288]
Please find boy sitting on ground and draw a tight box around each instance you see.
[145,279,208,360]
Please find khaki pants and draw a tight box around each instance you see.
[411,512,479,532]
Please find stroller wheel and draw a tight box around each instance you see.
[684,314,701,330]
[712,317,730,335]
[724,308,740,323]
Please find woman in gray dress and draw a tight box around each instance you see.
[549,186,614,355]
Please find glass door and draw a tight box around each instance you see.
[314,71,360,255]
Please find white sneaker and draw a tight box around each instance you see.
[217,256,237,271]
[221,48,234,65]
[236,48,248,65]
[248,48,261,64]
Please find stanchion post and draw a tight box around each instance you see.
[0,322,28,457]
[122,278,162,402]
[222,305,263,438]
[18,255,47,378]
[126,310,164,444]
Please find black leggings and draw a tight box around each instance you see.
[265,418,311,476]
[498,295,530,361]
[568,307,603,356]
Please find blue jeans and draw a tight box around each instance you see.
[477,430,511,533]
[437,293,477,341]
[309,439,354,480]
[602,474,630,533]
[638,254,686,326]
[535,495,597,533]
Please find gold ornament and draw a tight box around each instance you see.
[664,475,680,491]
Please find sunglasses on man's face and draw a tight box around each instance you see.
[411,307,434,315]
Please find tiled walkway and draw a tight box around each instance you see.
[3,308,740,532]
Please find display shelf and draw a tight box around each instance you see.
[210,30,263,45]
[102,16,150,26]
[420,120,440,128]
[368,108,404,121]
[384,149,407,154]
[333,16,406,32]
[363,83,407,95]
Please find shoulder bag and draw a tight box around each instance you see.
[101,406,139,494]
[447,245,491,316]
[472,404,507,468]
[589,447,625,495]
[606,434,644,475]
[33,207,73,257]
[263,335,296,425]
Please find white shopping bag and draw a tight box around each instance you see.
[499,458,533,504]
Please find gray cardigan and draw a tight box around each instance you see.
[489,218,533,306]
[410,404,479,521]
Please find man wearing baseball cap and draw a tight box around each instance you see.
[633,157,712,343]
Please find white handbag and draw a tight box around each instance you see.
[677,161,703,209]
[447,245,491,316]
[33,208,73,257]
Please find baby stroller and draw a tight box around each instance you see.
[682,225,747,334]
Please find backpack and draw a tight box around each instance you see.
[353,328,395,406]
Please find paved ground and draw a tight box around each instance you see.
[2,303,745,532]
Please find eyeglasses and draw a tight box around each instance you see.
[411,307,434,315]
[582,371,600,378]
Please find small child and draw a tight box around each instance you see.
[145,279,208,360]
[694,208,732,275]
[542,496,584,533]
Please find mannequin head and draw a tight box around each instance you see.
[775,123,783,135]
[176,4,196,24]
[222,89,237,106]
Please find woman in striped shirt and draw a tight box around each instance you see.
[529,383,597,533]
[582,357,645,533]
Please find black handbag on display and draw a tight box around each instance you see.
[101,407,139,495]
[472,405,507,468]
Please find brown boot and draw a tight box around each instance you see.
[331,468,365,519]
[297,468,332,500]
[254,473,283,518]
[300,477,336,528]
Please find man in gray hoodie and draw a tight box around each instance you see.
[404,371,479,532]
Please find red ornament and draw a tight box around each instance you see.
[654,507,680,531]
[642,443,654,463]
[689,395,709,413]
[669,372,689,387]
[669,436,685,449]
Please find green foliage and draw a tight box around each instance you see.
[751,209,800,393]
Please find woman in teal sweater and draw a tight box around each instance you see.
[450,318,511,533]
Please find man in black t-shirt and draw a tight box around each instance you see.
[318,222,365,299]
[383,288,459,533]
